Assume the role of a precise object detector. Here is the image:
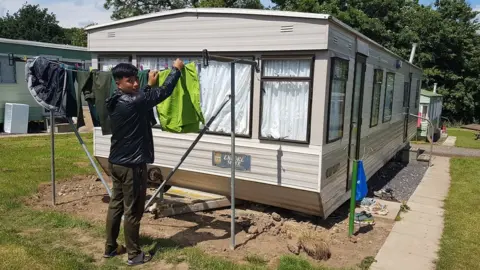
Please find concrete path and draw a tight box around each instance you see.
[411,143,480,157]
[442,136,456,147]
[371,156,450,270]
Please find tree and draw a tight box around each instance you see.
[271,0,480,123]
[103,0,263,20]
[64,27,87,47]
[64,23,97,47]
[0,3,67,44]
[199,0,262,9]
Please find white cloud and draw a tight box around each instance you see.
[0,0,113,28]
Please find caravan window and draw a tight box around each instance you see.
[327,57,349,143]
[0,56,16,84]
[138,55,253,137]
[414,79,420,109]
[99,56,130,71]
[383,73,395,123]
[370,69,383,127]
[260,58,313,143]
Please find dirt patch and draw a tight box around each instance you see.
[25,174,394,269]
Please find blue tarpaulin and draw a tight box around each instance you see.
[356,160,368,201]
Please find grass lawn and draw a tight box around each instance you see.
[446,128,480,149]
[436,158,480,270]
[0,133,350,270]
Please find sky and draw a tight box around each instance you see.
[0,0,478,28]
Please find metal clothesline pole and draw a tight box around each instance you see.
[230,61,236,250]
[143,96,231,211]
[202,49,260,251]
[50,111,56,206]
[67,118,112,197]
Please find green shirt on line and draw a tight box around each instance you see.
[156,62,205,133]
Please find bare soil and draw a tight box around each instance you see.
[25,174,394,269]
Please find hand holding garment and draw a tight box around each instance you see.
[156,62,205,133]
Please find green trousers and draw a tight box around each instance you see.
[105,162,147,260]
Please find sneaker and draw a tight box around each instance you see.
[127,252,152,266]
[104,245,126,258]
[354,211,375,225]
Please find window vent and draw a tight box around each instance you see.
[107,32,116,38]
[333,36,339,43]
[280,25,294,33]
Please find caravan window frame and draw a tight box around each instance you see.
[370,69,383,127]
[258,55,315,144]
[382,72,395,123]
[326,57,349,143]
[135,53,255,138]
[0,55,17,84]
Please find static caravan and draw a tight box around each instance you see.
[419,89,443,140]
[0,38,92,126]
[85,8,422,218]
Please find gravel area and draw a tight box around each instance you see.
[367,161,429,202]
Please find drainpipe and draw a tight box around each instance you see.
[433,83,438,93]
[409,43,417,64]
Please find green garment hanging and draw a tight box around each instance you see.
[156,62,205,133]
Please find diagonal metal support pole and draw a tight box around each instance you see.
[144,95,231,212]
[67,117,112,197]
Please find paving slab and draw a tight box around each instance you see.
[442,136,456,147]
[399,209,444,227]
[391,219,443,241]
[371,156,450,270]
[371,252,435,270]
[408,194,445,208]
[412,187,449,201]
[376,231,440,260]
[406,202,444,216]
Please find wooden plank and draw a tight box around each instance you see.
[151,197,237,218]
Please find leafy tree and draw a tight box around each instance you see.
[199,0,262,9]
[0,3,67,44]
[103,0,263,20]
[271,0,480,123]
[64,27,87,47]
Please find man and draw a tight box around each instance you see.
[103,59,184,266]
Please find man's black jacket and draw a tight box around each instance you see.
[106,68,181,165]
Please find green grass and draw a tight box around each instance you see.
[0,134,347,270]
[446,128,480,149]
[436,158,480,270]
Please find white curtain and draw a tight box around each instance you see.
[199,61,251,135]
[99,57,129,71]
[138,56,251,135]
[263,59,311,77]
[138,57,159,70]
[260,59,311,142]
[261,81,309,141]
